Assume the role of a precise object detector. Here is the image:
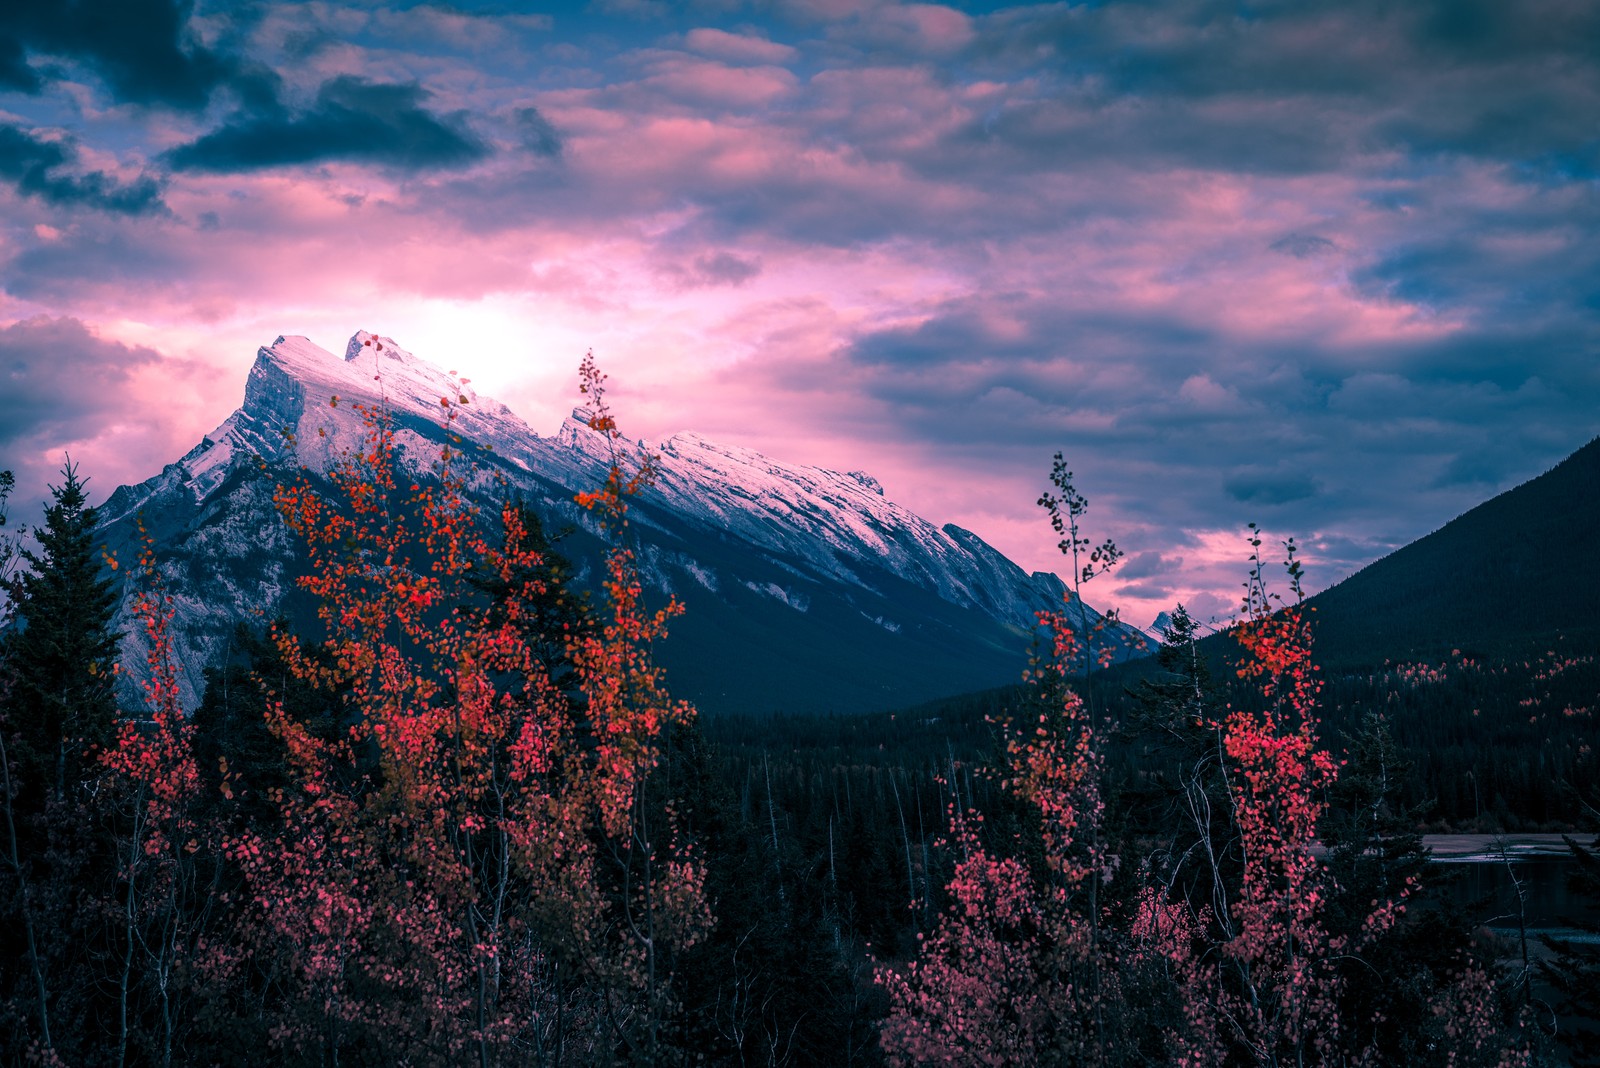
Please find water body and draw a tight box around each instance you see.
[1423,834,1598,944]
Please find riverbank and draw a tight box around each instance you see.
[1423,833,1593,863]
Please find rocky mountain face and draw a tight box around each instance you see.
[98,332,1150,716]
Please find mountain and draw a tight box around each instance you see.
[1303,434,1600,669]
[97,331,1150,716]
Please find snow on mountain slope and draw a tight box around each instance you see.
[99,332,1150,715]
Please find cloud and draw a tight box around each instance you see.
[952,0,1600,180]
[620,52,801,110]
[515,107,562,157]
[1112,581,1175,603]
[1180,591,1236,627]
[1271,233,1338,259]
[1223,471,1321,506]
[4,225,188,304]
[1119,551,1185,581]
[0,0,261,110]
[587,0,671,20]
[0,317,234,541]
[695,251,761,284]
[0,33,42,92]
[0,0,1593,623]
[822,3,975,58]
[166,76,489,172]
[0,316,159,450]
[658,250,763,289]
[366,5,553,50]
[683,28,797,66]
[0,124,166,215]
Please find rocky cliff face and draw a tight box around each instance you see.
[100,332,1150,716]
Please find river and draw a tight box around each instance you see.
[1422,833,1598,946]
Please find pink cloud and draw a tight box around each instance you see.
[682,28,798,66]
[832,3,975,56]
[626,53,800,109]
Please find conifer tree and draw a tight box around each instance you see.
[467,503,592,710]
[1131,603,1212,734]
[0,462,123,1063]
[4,461,120,809]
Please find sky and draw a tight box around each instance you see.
[0,0,1596,630]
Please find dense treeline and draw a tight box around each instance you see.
[704,616,1600,1065]
[719,624,1600,836]
[2,391,1597,1064]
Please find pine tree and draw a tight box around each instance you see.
[467,503,593,710]
[0,461,123,1063]
[4,461,121,810]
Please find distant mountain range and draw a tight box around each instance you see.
[97,332,1150,717]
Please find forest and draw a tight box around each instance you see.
[1,364,1597,1067]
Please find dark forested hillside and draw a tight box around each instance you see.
[1305,436,1600,669]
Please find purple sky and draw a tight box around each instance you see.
[1,0,1597,630]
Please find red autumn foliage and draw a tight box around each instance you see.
[1147,535,1404,1066]
[100,528,217,1068]
[217,354,708,1064]
[879,614,1112,1066]
[879,520,1533,1067]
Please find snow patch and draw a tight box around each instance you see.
[743,580,810,612]
[682,559,719,591]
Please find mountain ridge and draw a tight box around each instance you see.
[1098,433,1600,681]
[99,332,1150,716]
[1302,433,1600,668]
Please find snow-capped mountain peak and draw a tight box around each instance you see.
[99,330,1150,716]
[255,332,481,419]
[343,330,412,363]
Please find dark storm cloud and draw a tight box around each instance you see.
[853,297,1212,373]
[4,229,188,303]
[1119,552,1185,581]
[166,76,490,173]
[1112,581,1175,603]
[1271,234,1338,260]
[0,317,160,449]
[0,124,166,215]
[0,33,42,93]
[1223,471,1321,506]
[516,107,563,158]
[952,0,1600,177]
[0,0,263,110]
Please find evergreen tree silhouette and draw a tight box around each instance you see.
[5,460,121,813]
